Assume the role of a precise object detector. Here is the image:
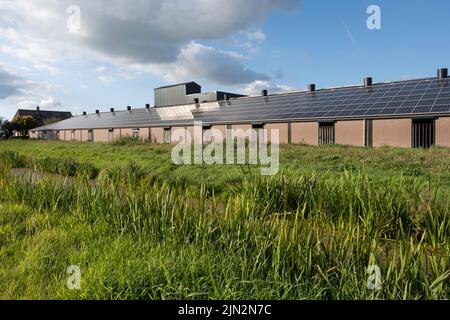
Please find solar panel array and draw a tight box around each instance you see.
[36,77,450,131]
[195,78,450,124]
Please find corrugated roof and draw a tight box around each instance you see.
[33,76,450,131]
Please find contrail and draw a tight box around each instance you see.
[341,20,360,50]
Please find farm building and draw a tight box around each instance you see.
[12,106,72,137]
[30,68,450,148]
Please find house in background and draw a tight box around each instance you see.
[12,106,72,137]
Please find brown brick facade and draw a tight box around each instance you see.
[335,120,365,147]
[373,119,411,148]
[436,117,450,147]
[291,122,319,145]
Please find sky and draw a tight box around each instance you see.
[0,0,449,120]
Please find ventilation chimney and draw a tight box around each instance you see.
[438,68,448,79]
[145,104,150,109]
[261,89,268,97]
[308,84,316,92]
[194,98,200,105]
[364,77,373,87]
[110,108,115,113]
[127,106,132,111]
[223,94,229,101]
[83,112,87,116]
[36,106,40,112]
[96,110,100,114]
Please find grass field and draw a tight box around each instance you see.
[0,140,449,299]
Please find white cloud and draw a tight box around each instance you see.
[98,75,114,84]
[94,66,106,73]
[242,80,298,96]
[39,96,62,109]
[161,42,270,85]
[0,0,299,85]
[0,66,64,114]
[247,28,267,43]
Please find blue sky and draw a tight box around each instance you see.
[0,0,449,120]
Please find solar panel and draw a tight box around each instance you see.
[35,78,450,131]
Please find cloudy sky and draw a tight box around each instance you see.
[0,0,449,119]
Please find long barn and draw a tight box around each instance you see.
[30,68,450,148]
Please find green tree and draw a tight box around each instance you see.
[11,115,38,137]
[0,119,14,139]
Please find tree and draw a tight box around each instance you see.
[0,119,14,139]
[11,115,38,137]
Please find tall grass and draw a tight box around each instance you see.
[0,150,99,179]
[0,161,448,300]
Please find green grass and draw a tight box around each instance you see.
[0,140,448,300]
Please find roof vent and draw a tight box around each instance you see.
[145,104,150,109]
[36,106,40,112]
[223,94,229,101]
[194,98,200,105]
[110,108,115,113]
[127,106,132,111]
[83,112,87,116]
[96,110,100,114]
[438,68,448,79]
[261,89,268,97]
[308,84,316,92]
[364,77,373,87]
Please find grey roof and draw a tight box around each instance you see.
[33,77,450,131]
[13,109,72,128]
[154,81,201,90]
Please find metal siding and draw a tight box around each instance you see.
[436,117,450,147]
[291,122,319,145]
[373,119,412,148]
[336,120,365,146]
[155,85,191,107]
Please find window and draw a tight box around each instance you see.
[319,122,335,145]
[88,130,94,142]
[413,118,435,148]
[163,128,171,144]
[71,130,75,141]
[133,128,140,139]
[365,120,373,147]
